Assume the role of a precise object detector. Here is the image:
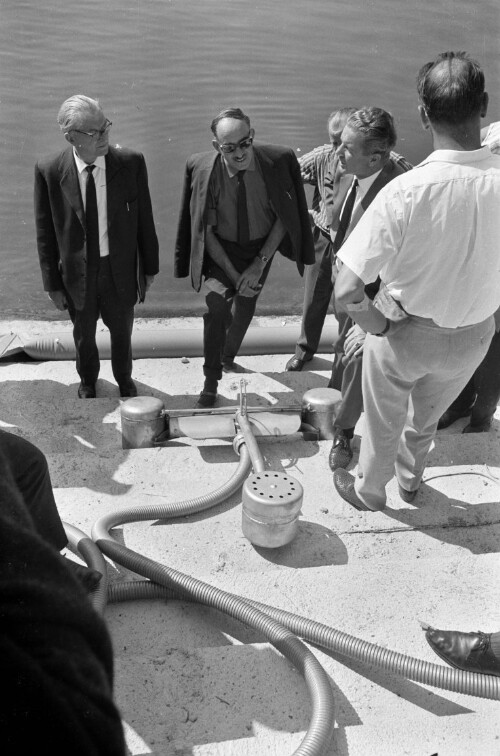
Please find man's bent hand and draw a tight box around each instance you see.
[236,258,265,297]
[48,290,68,311]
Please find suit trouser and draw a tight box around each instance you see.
[328,310,363,435]
[0,429,67,551]
[203,238,271,382]
[67,257,134,385]
[355,315,495,510]
[444,328,500,425]
[294,226,335,360]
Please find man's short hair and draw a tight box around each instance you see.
[57,95,101,132]
[211,108,251,137]
[416,51,485,125]
[328,107,358,131]
[346,107,397,155]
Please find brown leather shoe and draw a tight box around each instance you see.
[285,356,311,372]
[424,626,500,677]
[333,469,371,511]
[78,382,96,399]
[328,430,353,471]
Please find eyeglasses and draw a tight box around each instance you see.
[217,134,253,154]
[71,119,112,139]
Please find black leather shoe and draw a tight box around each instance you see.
[195,390,218,408]
[398,484,418,503]
[424,625,500,677]
[328,430,353,471]
[119,379,137,398]
[78,382,96,399]
[64,558,103,593]
[437,404,473,430]
[333,469,371,511]
[462,418,492,433]
[222,360,238,373]
[285,356,311,372]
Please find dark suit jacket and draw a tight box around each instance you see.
[326,155,411,297]
[34,145,159,311]
[325,154,410,233]
[174,144,315,292]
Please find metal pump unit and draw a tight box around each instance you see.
[119,382,342,548]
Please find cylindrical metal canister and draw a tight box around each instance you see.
[242,471,303,548]
[301,387,342,440]
[120,396,165,449]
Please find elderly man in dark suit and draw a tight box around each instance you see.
[175,107,314,407]
[34,95,159,398]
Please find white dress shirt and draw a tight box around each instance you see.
[73,151,109,257]
[338,147,500,327]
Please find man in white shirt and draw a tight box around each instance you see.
[332,51,500,512]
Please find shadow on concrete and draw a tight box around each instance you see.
[106,599,344,754]
[318,647,474,719]
[0,378,135,494]
[254,520,348,568]
[384,486,500,555]
[107,590,472,756]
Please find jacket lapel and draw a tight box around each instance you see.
[198,152,218,218]
[348,160,396,231]
[59,149,85,229]
[361,160,395,211]
[330,171,353,229]
[253,147,278,206]
[105,147,123,227]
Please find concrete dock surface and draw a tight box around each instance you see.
[1,315,499,756]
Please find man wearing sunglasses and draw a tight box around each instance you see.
[34,95,159,399]
[175,107,314,407]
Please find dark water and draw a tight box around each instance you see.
[1,0,499,320]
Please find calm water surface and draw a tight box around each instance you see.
[1,0,498,319]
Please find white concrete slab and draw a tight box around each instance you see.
[1,316,499,756]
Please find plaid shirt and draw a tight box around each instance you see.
[300,144,413,235]
[299,144,333,234]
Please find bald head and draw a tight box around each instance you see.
[417,51,486,125]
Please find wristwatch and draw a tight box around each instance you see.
[258,254,269,264]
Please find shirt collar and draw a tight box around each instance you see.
[222,151,256,179]
[356,168,382,195]
[418,146,492,167]
[73,150,106,175]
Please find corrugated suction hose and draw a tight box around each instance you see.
[91,440,336,756]
[65,429,499,756]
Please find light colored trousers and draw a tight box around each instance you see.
[355,315,495,510]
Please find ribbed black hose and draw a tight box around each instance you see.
[92,441,336,756]
[109,580,500,702]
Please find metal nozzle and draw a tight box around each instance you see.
[239,379,248,416]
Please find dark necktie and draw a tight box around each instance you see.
[85,164,100,267]
[333,179,358,253]
[237,170,250,244]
